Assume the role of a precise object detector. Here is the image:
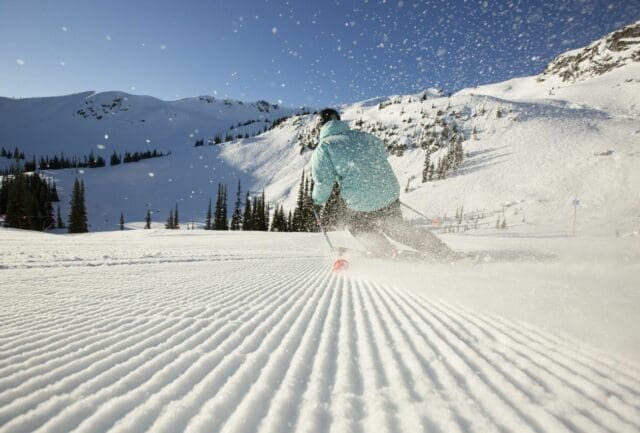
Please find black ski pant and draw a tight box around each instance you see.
[347,200,454,259]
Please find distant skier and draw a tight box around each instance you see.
[310,108,457,260]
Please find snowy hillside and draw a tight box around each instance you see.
[540,20,640,83]
[0,91,301,157]
[2,23,639,234]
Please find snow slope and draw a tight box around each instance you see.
[0,228,639,433]
[0,91,300,157]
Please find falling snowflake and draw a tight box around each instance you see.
[61,26,68,32]
[146,139,151,143]
[16,59,25,66]
[272,27,278,34]
[105,35,112,41]
[148,172,155,177]
[104,134,109,139]
[160,44,166,50]
[96,144,106,150]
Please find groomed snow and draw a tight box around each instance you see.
[1,228,639,433]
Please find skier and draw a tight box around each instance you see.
[310,108,457,260]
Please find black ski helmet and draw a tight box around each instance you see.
[317,108,340,127]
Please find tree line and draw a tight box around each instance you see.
[36,148,168,170]
[0,164,90,233]
[2,166,346,234]
[0,166,60,230]
[160,170,344,233]
[194,112,312,148]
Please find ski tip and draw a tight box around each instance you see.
[332,258,349,272]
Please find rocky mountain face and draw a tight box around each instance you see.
[540,21,639,82]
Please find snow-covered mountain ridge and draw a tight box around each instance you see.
[0,91,302,157]
[1,23,639,234]
[540,20,639,83]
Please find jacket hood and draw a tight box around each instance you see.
[319,120,350,141]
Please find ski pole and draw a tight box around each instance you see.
[399,201,432,220]
[312,208,336,252]
[312,207,350,271]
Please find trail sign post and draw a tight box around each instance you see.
[572,199,580,236]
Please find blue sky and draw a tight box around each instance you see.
[1,0,638,107]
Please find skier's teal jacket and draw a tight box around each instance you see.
[310,120,400,212]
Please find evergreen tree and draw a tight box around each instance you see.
[13,147,21,166]
[174,204,180,229]
[222,184,228,230]
[302,175,311,231]
[68,178,88,233]
[422,148,431,183]
[110,151,121,166]
[0,172,6,216]
[242,192,253,230]
[230,179,242,230]
[289,170,321,232]
[270,205,285,231]
[291,171,306,231]
[263,195,270,231]
[56,205,64,229]
[1,169,58,231]
[437,157,445,180]
[270,206,279,231]
[213,183,228,230]
[251,190,267,231]
[51,182,59,202]
[5,173,27,228]
[321,183,348,230]
[251,196,261,230]
[79,181,88,230]
[166,209,174,229]
[286,210,293,232]
[44,197,54,230]
[145,209,151,229]
[307,177,316,232]
[120,212,125,230]
[205,198,212,230]
[214,184,222,229]
[428,162,435,181]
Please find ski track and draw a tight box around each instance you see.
[1,257,639,433]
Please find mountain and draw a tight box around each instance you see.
[1,23,639,234]
[540,21,639,82]
[0,91,302,158]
